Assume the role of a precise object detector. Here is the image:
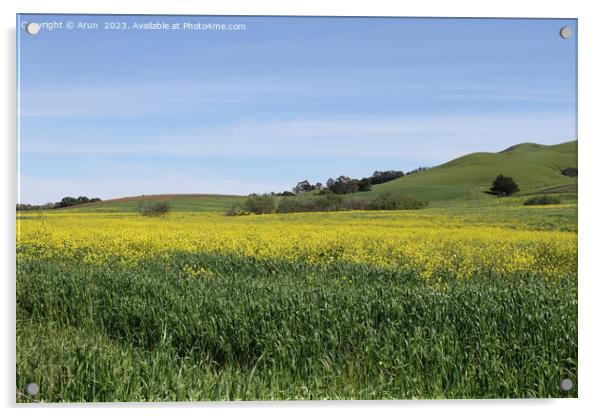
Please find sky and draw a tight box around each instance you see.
[17,15,577,204]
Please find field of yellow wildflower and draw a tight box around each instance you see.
[16,202,578,401]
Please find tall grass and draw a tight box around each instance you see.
[17,251,577,401]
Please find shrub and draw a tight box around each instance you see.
[138,202,170,217]
[524,195,561,206]
[341,197,370,210]
[560,167,577,177]
[316,194,343,211]
[244,194,276,215]
[276,197,304,213]
[490,175,519,196]
[369,192,427,210]
[224,204,249,216]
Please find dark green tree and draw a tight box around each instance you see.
[490,174,519,196]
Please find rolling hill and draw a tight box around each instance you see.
[368,140,577,201]
[56,139,577,212]
[60,194,245,213]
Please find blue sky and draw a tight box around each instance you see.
[18,15,577,204]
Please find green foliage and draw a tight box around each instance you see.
[490,175,520,196]
[224,204,250,216]
[292,180,315,194]
[138,202,170,217]
[17,252,577,401]
[272,193,426,214]
[370,170,404,185]
[369,192,428,210]
[244,195,276,215]
[326,176,359,194]
[561,167,578,177]
[357,177,372,192]
[524,195,562,206]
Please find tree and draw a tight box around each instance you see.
[357,177,372,192]
[370,170,404,185]
[292,180,315,194]
[490,174,519,196]
[58,196,77,208]
[76,196,90,204]
[326,176,359,194]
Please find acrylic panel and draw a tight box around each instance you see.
[16,14,577,402]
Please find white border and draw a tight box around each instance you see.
[2,1,601,415]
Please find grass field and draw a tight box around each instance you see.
[16,193,577,401]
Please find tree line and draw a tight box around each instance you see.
[284,167,432,196]
[16,196,102,211]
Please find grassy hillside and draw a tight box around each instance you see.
[368,140,577,201]
[58,140,577,213]
[60,194,244,213]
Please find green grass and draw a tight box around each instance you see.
[60,194,244,213]
[367,140,577,202]
[17,252,577,401]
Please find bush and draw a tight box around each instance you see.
[524,195,561,206]
[341,198,370,210]
[272,193,426,214]
[560,167,577,177]
[275,197,302,213]
[224,204,249,216]
[316,194,343,211]
[369,192,427,210]
[138,202,170,217]
[244,194,276,215]
[490,175,519,196]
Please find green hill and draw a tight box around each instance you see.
[368,140,577,201]
[58,194,244,213]
[54,140,577,213]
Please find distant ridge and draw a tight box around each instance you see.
[499,143,546,153]
[63,140,578,211]
[369,140,577,201]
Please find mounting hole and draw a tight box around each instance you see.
[26,382,39,396]
[559,26,572,39]
[25,22,41,35]
[560,378,573,392]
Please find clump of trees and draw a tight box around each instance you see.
[16,196,101,211]
[405,166,431,176]
[137,201,170,217]
[370,170,404,185]
[524,195,561,206]
[286,166,433,197]
[55,196,101,208]
[490,175,519,196]
[325,176,361,194]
